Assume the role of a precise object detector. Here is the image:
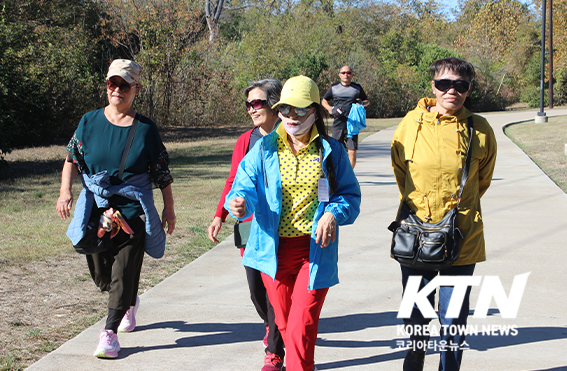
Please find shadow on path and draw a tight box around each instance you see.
[117,321,266,358]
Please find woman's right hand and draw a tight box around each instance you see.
[56,191,74,220]
[229,197,247,219]
[57,160,78,220]
[208,216,223,243]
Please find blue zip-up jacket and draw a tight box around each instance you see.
[347,103,366,138]
[224,130,361,290]
[66,171,166,259]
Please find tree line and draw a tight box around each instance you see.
[1,0,565,162]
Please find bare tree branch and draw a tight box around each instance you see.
[205,0,225,42]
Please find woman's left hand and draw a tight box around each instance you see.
[162,207,176,235]
[315,212,336,248]
[160,185,175,235]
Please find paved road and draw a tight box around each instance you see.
[27,109,567,371]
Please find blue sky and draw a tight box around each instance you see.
[435,0,536,21]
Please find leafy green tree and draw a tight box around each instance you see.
[104,0,238,127]
[0,0,553,158]
[454,0,533,109]
[544,0,567,104]
[0,0,106,151]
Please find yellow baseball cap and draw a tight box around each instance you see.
[106,59,142,84]
[272,75,320,109]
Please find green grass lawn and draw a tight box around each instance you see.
[0,140,237,265]
[2,111,562,281]
[0,117,398,371]
[504,115,567,193]
[3,112,564,371]
[0,116,399,370]
[0,133,247,371]
[0,117,397,267]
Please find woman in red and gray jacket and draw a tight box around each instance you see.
[207,78,285,371]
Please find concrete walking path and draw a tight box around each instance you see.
[27,109,567,371]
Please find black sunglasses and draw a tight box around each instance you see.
[434,79,471,93]
[245,99,267,110]
[277,104,311,117]
[106,79,136,93]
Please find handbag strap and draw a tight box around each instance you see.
[118,113,140,181]
[456,116,475,203]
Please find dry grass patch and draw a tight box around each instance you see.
[359,117,401,140]
[505,116,567,192]
[0,117,397,370]
[0,128,242,370]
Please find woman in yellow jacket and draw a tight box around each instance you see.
[391,58,497,371]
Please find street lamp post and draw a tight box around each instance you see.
[536,0,548,123]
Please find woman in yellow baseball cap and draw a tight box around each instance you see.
[226,75,361,371]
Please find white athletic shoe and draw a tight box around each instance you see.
[118,296,140,333]
[93,329,120,358]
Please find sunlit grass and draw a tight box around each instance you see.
[505,116,567,192]
[0,119,400,265]
[2,114,566,371]
[359,117,401,140]
[0,138,238,266]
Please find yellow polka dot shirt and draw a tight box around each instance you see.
[276,124,324,237]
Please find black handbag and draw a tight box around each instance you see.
[234,220,252,248]
[73,114,139,255]
[388,116,474,271]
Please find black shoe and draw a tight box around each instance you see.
[403,349,426,371]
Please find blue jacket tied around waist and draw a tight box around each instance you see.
[347,103,366,138]
[66,171,166,259]
[224,130,361,290]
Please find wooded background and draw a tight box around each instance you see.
[1,0,565,154]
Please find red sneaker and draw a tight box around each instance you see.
[262,351,284,371]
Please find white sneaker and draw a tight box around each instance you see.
[93,329,120,358]
[118,296,140,333]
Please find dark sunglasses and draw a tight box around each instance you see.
[245,99,267,110]
[340,71,353,75]
[434,79,471,93]
[277,104,311,117]
[106,79,136,93]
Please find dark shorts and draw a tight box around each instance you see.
[332,124,358,150]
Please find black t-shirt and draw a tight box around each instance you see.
[248,126,263,152]
[323,82,368,117]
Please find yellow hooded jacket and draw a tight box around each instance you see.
[391,98,497,265]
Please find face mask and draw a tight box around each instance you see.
[279,112,316,137]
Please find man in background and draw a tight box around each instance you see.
[322,65,369,169]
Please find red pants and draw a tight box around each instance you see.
[261,235,329,371]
